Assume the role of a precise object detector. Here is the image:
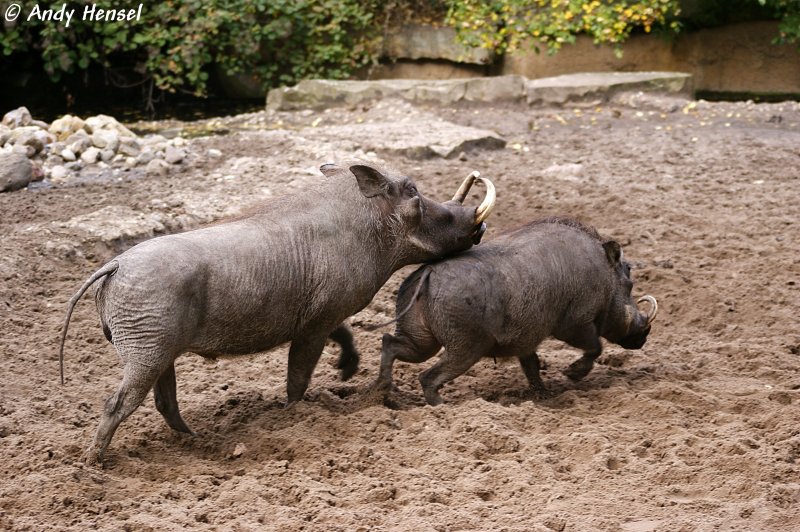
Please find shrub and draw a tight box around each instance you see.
[445,0,683,57]
[1,0,383,96]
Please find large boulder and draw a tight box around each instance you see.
[0,152,34,192]
[302,115,506,159]
[525,71,693,105]
[267,76,526,111]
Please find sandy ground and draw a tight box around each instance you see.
[1,95,799,531]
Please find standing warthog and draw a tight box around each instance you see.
[60,163,495,464]
[375,216,658,405]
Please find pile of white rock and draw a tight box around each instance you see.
[0,106,188,192]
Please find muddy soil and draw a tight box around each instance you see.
[1,96,799,531]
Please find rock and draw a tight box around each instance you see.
[49,115,86,140]
[84,114,135,138]
[68,138,92,155]
[117,137,141,157]
[30,119,50,130]
[267,73,693,111]
[525,72,693,105]
[136,149,156,166]
[159,128,182,139]
[12,130,44,155]
[33,129,55,147]
[464,76,526,103]
[91,129,120,151]
[65,130,92,155]
[2,107,32,128]
[0,125,11,146]
[383,24,493,65]
[207,148,222,158]
[268,79,416,111]
[231,443,247,459]
[49,141,66,154]
[80,147,100,164]
[12,143,36,158]
[164,146,185,164]
[60,148,76,162]
[145,159,170,177]
[304,115,506,159]
[60,205,168,247]
[8,125,41,143]
[50,165,69,182]
[542,163,584,182]
[142,135,168,151]
[610,91,690,113]
[45,154,64,166]
[267,76,526,111]
[31,163,44,182]
[0,152,33,192]
[100,149,115,163]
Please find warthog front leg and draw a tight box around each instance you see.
[518,352,551,398]
[560,325,603,381]
[286,334,327,404]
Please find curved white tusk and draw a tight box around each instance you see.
[637,295,659,325]
[452,171,480,203]
[474,176,496,225]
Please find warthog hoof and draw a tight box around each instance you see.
[563,358,594,381]
[81,447,103,467]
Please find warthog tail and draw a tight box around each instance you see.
[59,261,119,385]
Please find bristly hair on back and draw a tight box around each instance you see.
[510,215,602,241]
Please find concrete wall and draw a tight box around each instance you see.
[373,21,800,96]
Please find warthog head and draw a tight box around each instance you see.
[322,164,495,264]
[600,240,658,350]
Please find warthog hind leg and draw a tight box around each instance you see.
[83,361,163,466]
[153,361,195,436]
[329,324,360,381]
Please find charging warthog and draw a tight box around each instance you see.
[375,216,657,405]
[60,163,495,464]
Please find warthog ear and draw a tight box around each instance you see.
[603,240,622,265]
[350,164,389,198]
[320,163,342,177]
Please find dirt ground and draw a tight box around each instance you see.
[1,95,799,531]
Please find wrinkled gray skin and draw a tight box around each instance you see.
[376,216,656,405]
[60,162,489,464]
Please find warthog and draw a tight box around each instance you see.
[375,216,658,405]
[60,163,495,464]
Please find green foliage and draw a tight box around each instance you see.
[445,0,682,56]
[758,0,800,45]
[2,0,798,100]
[0,0,383,96]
